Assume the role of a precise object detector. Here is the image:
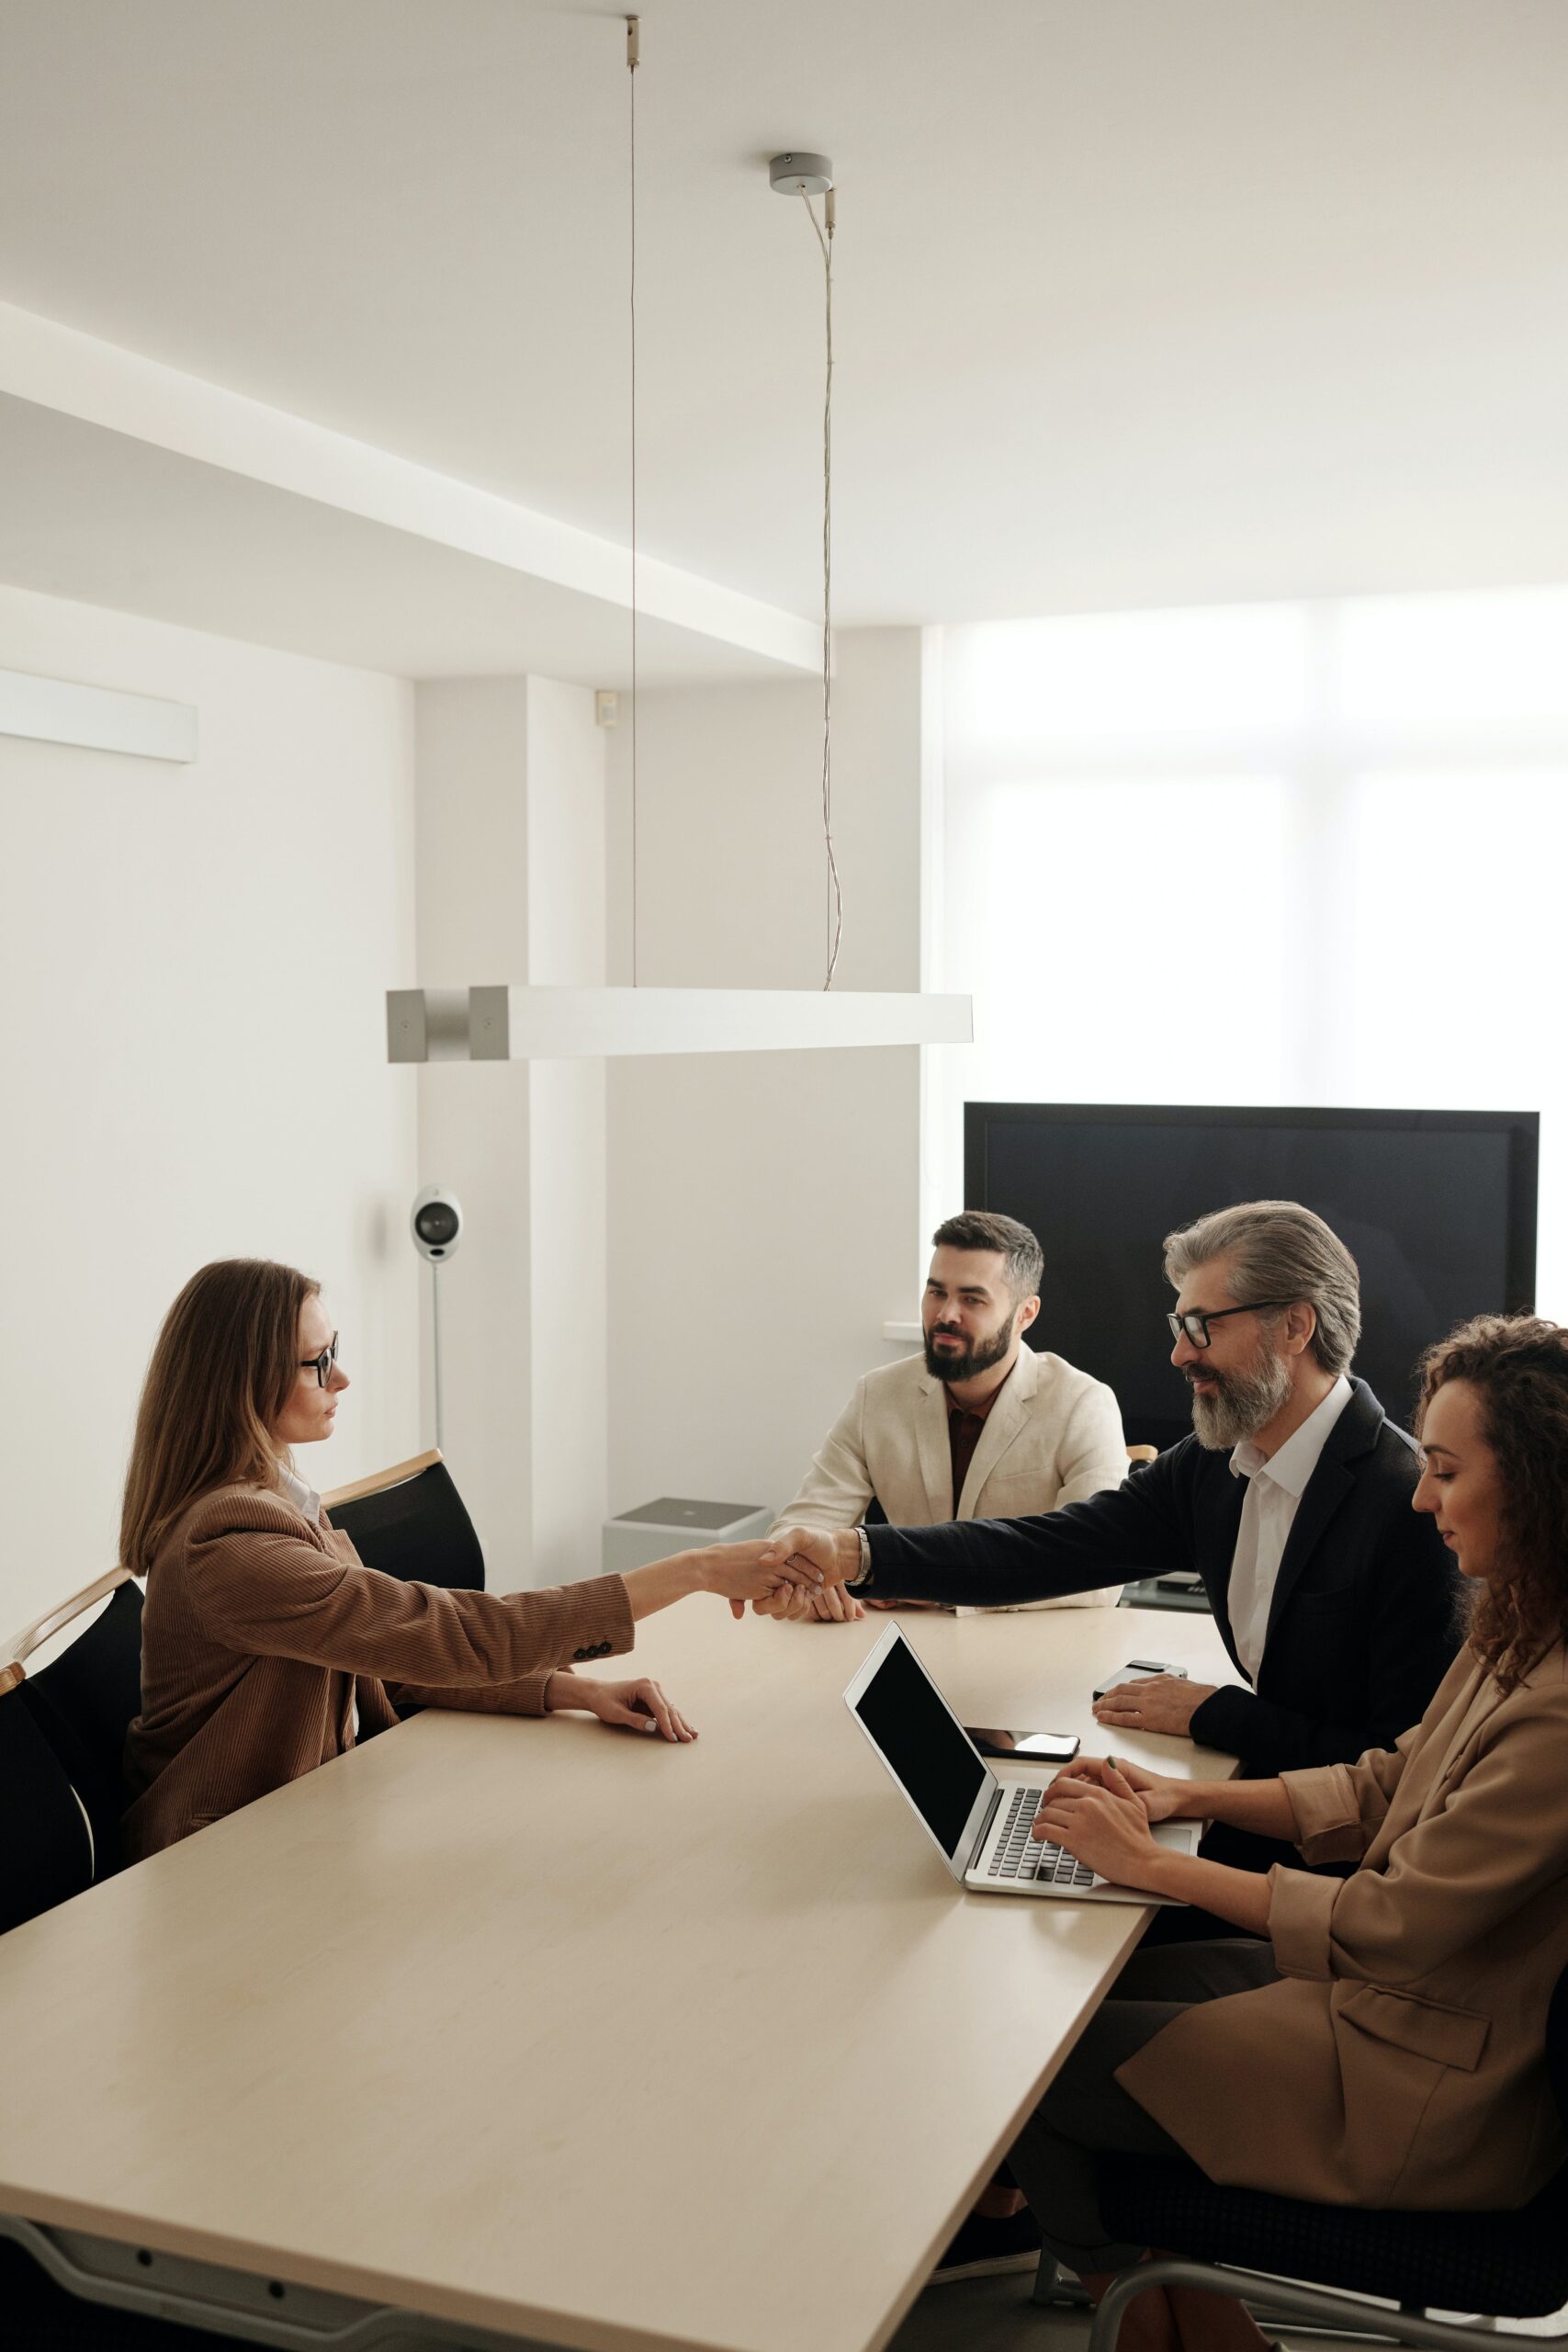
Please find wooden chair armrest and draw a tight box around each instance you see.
[322,1448,445,1512]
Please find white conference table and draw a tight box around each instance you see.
[0,1600,1235,2352]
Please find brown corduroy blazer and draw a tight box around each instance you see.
[1119,1639,1568,2211]
[122,1484,634,1863]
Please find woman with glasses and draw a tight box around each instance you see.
[122,1259,812,1861]
[995,1311,1568,2351]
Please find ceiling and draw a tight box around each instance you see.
[3,0,1567,650]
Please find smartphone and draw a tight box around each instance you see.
[1090,1659,1188,1702]
[963,1726,1080,1763]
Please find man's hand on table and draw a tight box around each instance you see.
[1092,1673,1215,1736]
[546,1673,697,1742]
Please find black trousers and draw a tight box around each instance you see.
[1006,1937,1279,2271]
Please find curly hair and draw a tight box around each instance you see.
[1416,1314,1568,1693]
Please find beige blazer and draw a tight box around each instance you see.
[123,1484,634,1863]
[1122,1640,1568,2211]
[773,1345,1128,1608]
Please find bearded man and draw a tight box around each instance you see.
[770,1200,1461,1864]
[773,1210,1128,1620]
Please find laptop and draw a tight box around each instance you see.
[842,1624,1200,1905]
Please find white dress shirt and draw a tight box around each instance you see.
[1226,1375,1353,1681]
[278,1463,322,1525]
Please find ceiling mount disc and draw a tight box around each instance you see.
[769,152,833,197]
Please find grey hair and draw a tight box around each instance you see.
[1162,1200,1361,1377]
[932,1211,1043,1302]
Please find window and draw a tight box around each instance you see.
[931,588,1568,1317]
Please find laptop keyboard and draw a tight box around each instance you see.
[987,1785,1097,1888]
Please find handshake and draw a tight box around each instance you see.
[694,1527,865,1623]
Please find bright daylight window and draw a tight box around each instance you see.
[929,586,1568,1316]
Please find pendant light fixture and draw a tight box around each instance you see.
[387,21,970,1065]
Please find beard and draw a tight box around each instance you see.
[1186,1339,1294,1449]
[924,1315,1017,1385]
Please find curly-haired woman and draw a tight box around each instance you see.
[1007,1314,1568,2351]
[121,1261,816,1861]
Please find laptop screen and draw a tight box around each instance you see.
[848,1629,991,1862]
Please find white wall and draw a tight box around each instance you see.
[414,675,607,1589]
[606,628,929,1521]
[0,582,420,1633]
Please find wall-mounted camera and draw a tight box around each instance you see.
[411,1186,463,1263]
[412,1187,462,1452]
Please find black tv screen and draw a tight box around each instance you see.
[965,1103,1539,1452]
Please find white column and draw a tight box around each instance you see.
[524,680,608,1583]
[604,628,928,1520]
[414,676,608,1589]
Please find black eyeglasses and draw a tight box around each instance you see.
[299,1331,340,1387]
[1166,1300,1296,1350]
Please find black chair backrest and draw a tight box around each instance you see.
[327,1458,485,1592]
[0,1690,95,1935]
[14,1578,143,1882]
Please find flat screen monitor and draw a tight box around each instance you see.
[965,1103,1539,1452]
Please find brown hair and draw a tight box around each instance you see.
[1416,1313,1568,1693]
[119,1259,319,1573]
[931,1211,1043,1301]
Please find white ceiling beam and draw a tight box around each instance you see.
[0,665,196,761]
[0,300,818,674]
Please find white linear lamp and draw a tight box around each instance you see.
[386,31,972,1068]
[388,987,971,1062]
[0,668,197,762]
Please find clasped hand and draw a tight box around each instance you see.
[750,1526,860,1620]
[693,1536,830,1619]
[1030,1755,1183,1889]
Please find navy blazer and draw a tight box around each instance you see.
[864,1377,1464,1781]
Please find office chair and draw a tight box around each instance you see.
[322,1448,485,1592]
[15,1575,144,1882]
[0,1566,141,1929]
[0,1676,95,1935]
[1079,1960,1568,2349]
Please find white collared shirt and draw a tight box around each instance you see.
[277,1462,322,1526]
[276,1461,354,1736]
[1226,1375,1353,1681]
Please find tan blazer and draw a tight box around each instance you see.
[773,1345,1127,1608]
[1122,1640,1568,2211]
[123,1484,634,1863]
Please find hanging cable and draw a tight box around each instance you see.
[800,185,842,989]
[626,14,640,985]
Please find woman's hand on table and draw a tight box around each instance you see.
[547,1673,696,1742]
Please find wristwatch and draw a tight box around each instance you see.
[846,1526,874,1591]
